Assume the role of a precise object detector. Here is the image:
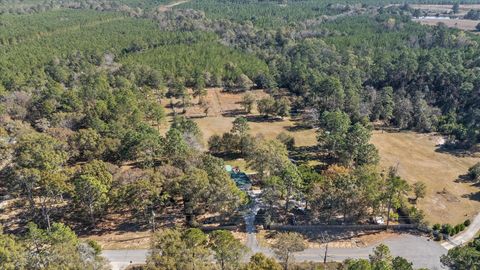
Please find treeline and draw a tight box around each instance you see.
[3,3,478,151]
[121,42,268,87]
[0,0,158,15]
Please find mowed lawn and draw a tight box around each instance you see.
[371,131,480,225]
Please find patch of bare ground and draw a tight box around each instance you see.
[371,131,480,225]
[82,230,152,250]
[156,0,190,12]
[0,198,25,231]
[307,231,400,249]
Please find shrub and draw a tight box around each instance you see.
[276,132,295,150]
[433,224,441,231]
[464,219,471,227]
[454,225,461,235]
[441,224,454,236]
[435,233,444,241]
[468,162,480,182]
[87,239,102,255]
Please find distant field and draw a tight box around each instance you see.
[413,18,480,31]
[371,131,480,225]
[410,4,480,16]
[410,3,480,31]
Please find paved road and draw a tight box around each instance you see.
[102,249,148,270]
[103,190,480,270]
[102,234,447,270]
[298,234,446,270]
[442,213,480,250]
[102,188,454,270]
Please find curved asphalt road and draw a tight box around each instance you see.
[103,234,447,270]
[442,212,480,250]
[101,186,480,270]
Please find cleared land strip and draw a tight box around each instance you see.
[157,0,190,12]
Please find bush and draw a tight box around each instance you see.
[468,162,480,182]
[464,219,471,227]
[433,223,441,231]
[276,132,295,150]
[441,224,454,236]
[454,223,466,233]
[435,233,444,241]
[87,239,102,255]
[454,224,463,235]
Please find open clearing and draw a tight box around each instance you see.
[413,18,480,31]
[160,88,318,147]
[409,4,480,31]
[371,131,480,225]
[193,116,317,147]
[410,4,480,16]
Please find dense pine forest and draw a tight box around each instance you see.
[0,0,479,269]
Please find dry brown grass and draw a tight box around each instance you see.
[160,88,317,147]
[82,231,152,250]
[253,229,400,249]
[371,131,480,225]
[192,116,317,147]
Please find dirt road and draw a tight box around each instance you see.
[157,0,189,12]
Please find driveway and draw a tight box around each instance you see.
[102,249,148,270]
[102,234,447,270]
[442,212,480,250]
